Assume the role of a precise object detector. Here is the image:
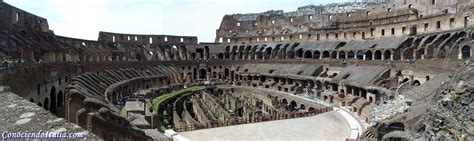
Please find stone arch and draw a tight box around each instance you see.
[384,50,392,60]
[331,51,337,59]
[414,80,421,86]
[196,48,204,59]
[296,48,304,58]
[416,48,425,59]
[30,98,34,103]
[300,104,306,110]
[217,53,224,59]
[65,93,85,124]
[313,51,321,59]
[257,47,265,59]
[272,46,281,59]
[58,90,64,107]
[44,98,49,110]
[282,99,288,105]
[339,51,346,59]
[224,68,230,79]
[402,78,409,83]
[294,86,304,94]
[315,81,322,90]
[323,95,329,101]
[347,51,355,59]
[356,50,364,60]
[191,53,196,60]
[244,46,252,59]
[290,101,297,111]
[224,52,230,60]
[38,102,42,107]
[217,89,224,94]
[322,51,330,59]
[304,50,312,58]
[50,86,57,112]
[365,50,373,60]
[461,45,471,59]
[264,47,272,59]
[308,107,315,111]
[387,122,405,132]
[278,44,289,59]
[374,50,382,60]
[323,81,331,90]
[307,80,315,88]
[204,46,210,59]
[199,69,207,80]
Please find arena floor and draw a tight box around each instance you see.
[180,111,351,141]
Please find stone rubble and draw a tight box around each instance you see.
[415,60,473,140]
[370,95,410,122]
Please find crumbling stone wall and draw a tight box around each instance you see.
[215,0,474,44]
[65,65,181,140]
[415,60,473,140]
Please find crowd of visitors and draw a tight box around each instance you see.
[1,58,42,68]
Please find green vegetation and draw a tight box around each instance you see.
[159,125,167,132]
[153,86,205,132]
[152,86,206,112]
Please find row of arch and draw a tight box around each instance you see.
[30,86,64,113]
[27,42,471,63]
[217,45,471,61]
[301,49,393,60]
[216,42,397,61]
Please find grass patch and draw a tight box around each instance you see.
[152,86,205,112]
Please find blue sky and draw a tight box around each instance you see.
[5,0,349,42]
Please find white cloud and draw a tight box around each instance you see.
[4,0,348,42]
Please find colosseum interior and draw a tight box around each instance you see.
[0,0,472,140]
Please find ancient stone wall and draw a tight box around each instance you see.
[215,0,474,44]
[0,0,472,140]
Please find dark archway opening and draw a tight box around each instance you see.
[313,51,321,59]
[44,98,49,110]
[224,68,230,79]
[414,80,421,86]
[339,51,346,59]
[199,69,207,80]
[196,48,204,59]
[347,51,355,59]
[356,51,364,60]
[384,50,391,60]
[49,86,56,112]
[58,90,63,107]
[300,104,306,110]
[282,99,288,108]
[331,51,337,59]
[402,78,409,83]
[296,49,304,58]
[462,46,471,59]
[304,51,312,58]
[218,53,224,59]
[264,48,272,59]
[365,50,373,60]
[374,50,382,60]
[204,46,210,59]
[289,101,297,111]
[322,51,330,59]
[387,122,406,133]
